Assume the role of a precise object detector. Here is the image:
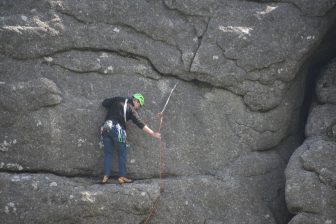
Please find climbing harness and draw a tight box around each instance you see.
[143,82,178,224]
[100,98,129,146]
[101,120,126,143]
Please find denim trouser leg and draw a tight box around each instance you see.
[103,134,113,177]
[117,142,127,177]
[102,130,127,177]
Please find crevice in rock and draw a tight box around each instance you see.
[0,169,222,184]
[56,6,180,51]
[161,0,205,17]
[0,169,98,179]
[55,9,88,25]
[189,16,211,72]
[298,18,336,140]
[0,169,196,183]
[281,11,336,222]
[40,47,246,95]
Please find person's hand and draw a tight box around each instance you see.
[152,132,161,140]
[158,112,163,118]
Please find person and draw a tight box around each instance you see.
[100,93,161,184]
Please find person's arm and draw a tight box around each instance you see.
[143,125,161,140]
[129,107,161,140]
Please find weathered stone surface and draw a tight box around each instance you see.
[286,57,336,224]
[0,173,160,224]
[285,138,336,224]
[0,77,62,128]
[0,54,304,178]
[305,104,336,138]
[49,50,161,79]
[215,151,290,224]
[166,0,331,111]
[283,0,336,16]
[1,0,336,223]
[0,172,283,224]
[1,0,332,112]
[288,213,326,224]
[316,58,336,105]
[151,175,278,224]
[0,77,62,112]
[302,141,336,188]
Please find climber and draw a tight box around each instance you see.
[100,93,161,184]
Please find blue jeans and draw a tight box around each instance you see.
[102,128,127,177]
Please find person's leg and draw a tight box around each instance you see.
[117,142,127,177]
[102,134,114,178]
[117,142,133,184]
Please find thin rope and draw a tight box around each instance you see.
[158,115,164,193]
[144,82,178,125]
[143,83,178,224]
[160,83,178,114]
[143,114,163,224]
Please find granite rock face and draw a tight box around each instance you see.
[0,173,160,224]
[286,59,336,224]
[1,0,336,223]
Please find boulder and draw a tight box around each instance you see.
[0,173,160,224]
[1,0,336,223]
[285,138,336,224]
[305,104,336,138]
[285,57,336,223]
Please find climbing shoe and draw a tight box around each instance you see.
[100,176,109,184]
[118,176,133,184]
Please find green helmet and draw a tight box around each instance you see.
[132,93,144,106]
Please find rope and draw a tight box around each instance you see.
[160,82,178,114]
[143,114,163,224]
[144,82,178,125]
[158,115,164,193]
[143,82,178,224]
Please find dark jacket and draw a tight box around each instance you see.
[102,96,145,130]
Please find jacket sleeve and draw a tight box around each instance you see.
[129,107,146,129]
[102,97,115,108]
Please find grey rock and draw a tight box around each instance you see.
[0,77,62,112]
[150,175,277,224]
[316,58,336,105]
[0,172,281,224]
[1,0,333,113]
[285,138,336,223]
[0,173,160,224]
[282,0,336,16]
[164,0,336,17]
[54,0,199,70]
[286,41,336,224]
[215,151,290,224]
[49,50,161,79]
[288,213,324,224]
[188,1,328,111]
[302,140,336,188]
[1,0,336,223]
[0,56,302,177]
[164,0,222,17]
[305,104,336,138]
